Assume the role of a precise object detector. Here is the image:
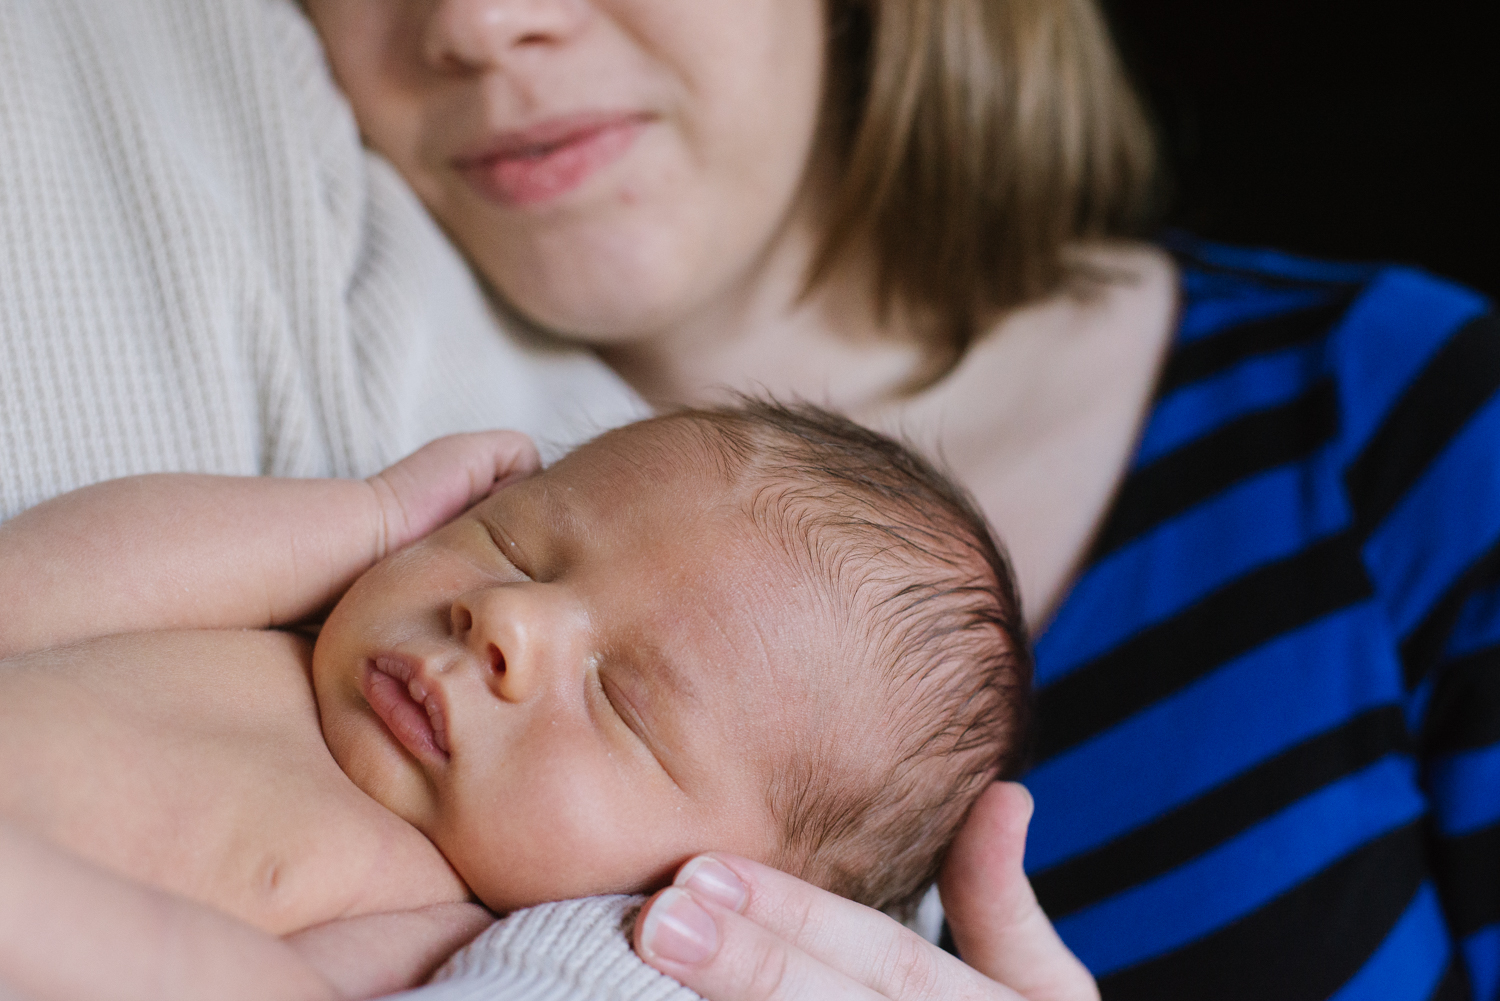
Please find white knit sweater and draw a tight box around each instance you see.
[399,898,703,1001]
[0,0,646,523]
[0,2,687,998]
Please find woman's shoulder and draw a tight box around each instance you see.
[1158,232,1496,451]
[1160,232,1493,376]
[1146,234,1496,493]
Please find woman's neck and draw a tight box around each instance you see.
[595,224,933,414]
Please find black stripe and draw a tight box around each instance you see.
[1034,707,1409,919]
[1157,296,1352,398]
[1432,821,1500,938]
[1346,313,1500,537]
[1036,533,1373,761]
[1099,822,1428,1001]
[1423,645,1500,755]
[1400,539,1500,691]
[1091,380,1339,561]
[1428,956,1474,1001]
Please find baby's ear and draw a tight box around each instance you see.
[369,431,541,556]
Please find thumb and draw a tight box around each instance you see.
[938,783,1098,1001]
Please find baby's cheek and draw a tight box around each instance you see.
[441,765,690,912]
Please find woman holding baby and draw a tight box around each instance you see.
[299,1,1500,999]
[2,0,1495,998]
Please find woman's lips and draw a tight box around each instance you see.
[454,112,648,207]
[362,656,451,762]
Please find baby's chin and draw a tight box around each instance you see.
[451,844,681,916]
[315,688,446,837]
[464,873,650,916]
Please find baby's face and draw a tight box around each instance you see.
[314,426,825,912]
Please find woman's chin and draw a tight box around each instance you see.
[462,217,738,347]
[496,284,703,348]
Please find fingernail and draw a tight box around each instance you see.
[640,887,718,965]
[676,855,749,912]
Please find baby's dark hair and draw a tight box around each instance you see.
[652,399,1032,915]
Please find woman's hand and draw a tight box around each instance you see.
[632,783,1097,1001]
[364,430,540,559]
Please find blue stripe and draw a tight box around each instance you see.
[1170,236,1385,286]
[1327,270,1488,468]
[1444,582,1500,659]
[1427,743,1500,836]
[1364,393,1500,640]
[1177,285,1335,343]
[1028,606,1403,869]
[1177,270,1283,330]
[1328,883,1450,1001]
[1053,755,1426,975]
[1037,460,1348,684]
[1463,923,1500,1001]
[1137,340,1328,465]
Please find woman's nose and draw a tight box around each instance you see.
[449,585,588,702]
[424,0,590,72]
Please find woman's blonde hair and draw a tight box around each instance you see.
[813,0,1157,367]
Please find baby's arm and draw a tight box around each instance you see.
[0,432,538,659]
[0,819,490,1001]
[0,817,337,1001]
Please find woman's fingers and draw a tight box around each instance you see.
[635,785,1100,1001]
[634,856,1018,1001]
[940,783,1099,1001]
[366,431,541,556]
[636,887,888,1001]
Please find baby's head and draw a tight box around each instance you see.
[314,402,1031,915]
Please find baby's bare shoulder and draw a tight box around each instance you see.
[0,628,468,934]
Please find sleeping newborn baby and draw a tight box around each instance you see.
[0,402,1030,999]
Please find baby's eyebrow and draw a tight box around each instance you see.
[529,483,594,569]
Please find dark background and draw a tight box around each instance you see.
[1100,1,1498,299]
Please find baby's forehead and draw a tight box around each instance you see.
[524,420,758,528]
[564,422,881,597]
[560,414,744,482]
[480,423,796,590]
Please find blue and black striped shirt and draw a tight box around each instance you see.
[1025,237,1500,1000]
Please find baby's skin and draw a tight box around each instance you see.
[0,423,816,1000]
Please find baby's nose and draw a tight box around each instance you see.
[449,584,593,703]
[450,594,507,679]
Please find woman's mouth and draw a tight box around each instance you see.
[454,112,649,207]
[362,656,451,761]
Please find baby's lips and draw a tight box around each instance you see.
[399,668,451,755]
[364,653,451,762]
[371,652,418,686]
[424,694,452,756]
